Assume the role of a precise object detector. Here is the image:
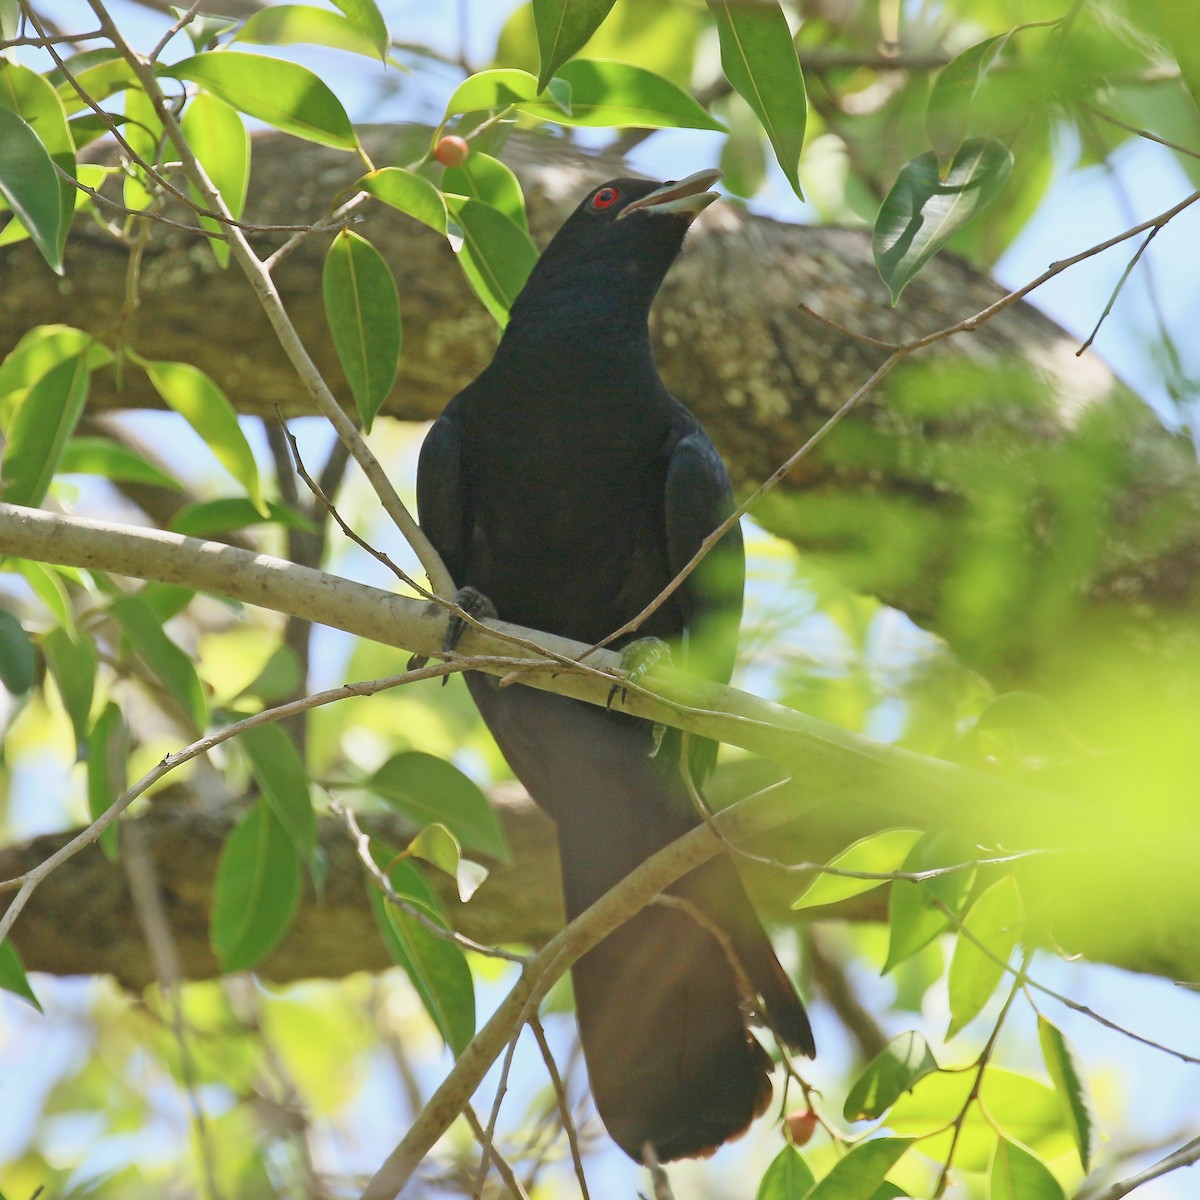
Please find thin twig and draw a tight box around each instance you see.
[529,1015,591,1200]
[1076,226,1162,355]
[1083,1134,1200,1200]
[797,302,900,351]
[463,1106,531,1200]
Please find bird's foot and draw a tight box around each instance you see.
[607,636,671,712]
[444,586,498,653]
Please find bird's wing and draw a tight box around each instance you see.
[663,417,745,687]
[415,397,468,585]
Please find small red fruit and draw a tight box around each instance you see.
[434,135,470,168]
[784,1108,818,1146]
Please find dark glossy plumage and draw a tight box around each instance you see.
[417,172,813,1162]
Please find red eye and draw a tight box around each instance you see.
[591,186,620,210]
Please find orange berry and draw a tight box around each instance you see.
[434,135,469,167]
[785,1108,818,1146]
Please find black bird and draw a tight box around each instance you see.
[417,170,814,1162]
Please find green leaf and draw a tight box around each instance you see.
[883,830,975,972]
[525,59,725,130]
[0,103,65,272]
[368,848,475,1055]
[237,5,388,62]
[446,196,538,326]
[926,34,1013,172]
[805,1137,913,1200]
[122,85,162,213]
[167,498,313,537]
[442,152,528,230]
[990,1137,1066,1200]
[368,750,511,864]
[50,49,140,115]
[175,8,237,52]
[0,63,77,261]
[141,358,265,512]
[843,1031,940,1122]
[211,800,303,972]
[0,0,18,40]
[181,92,250,268]
[162,52,357,151]
[946,873,1021,1038]
[1038,1016,1095,1171]
[445,68,555,118]
[873,137,1013,305]
[756,1144,815,1199]
[708,0,806,199]
[16,560,73,631]
[109,595,208,730]
[59,437,183,491]
[239,722,315,862]
[43,626,96,746]
[234,645,303,706]
[0,939,41,1012]
[533,0,618,90]
[792,828,921,911]
[1,353,90,508]
[86,700,126,860]
[323,230,401,432]
[331,0,389,59]
[406,823,461,878]
[0,606,35,693]
[358,166,448,232]
[0,324,108,400]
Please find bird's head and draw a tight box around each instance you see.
[507,170,721,332]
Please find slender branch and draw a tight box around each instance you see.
[528,1016,591,1200]
[1082,1135,1200,1200]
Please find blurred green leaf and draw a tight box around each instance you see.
[0,607,34,694]
[359,166,448,232]
[533,0,617,90]
[323,230,401,432]
[141,358,265,513]
[16,560,73,632]
[1038,1016,1095,1171]
[793,828,921,911]
[946,873,1021,1037]
[43,625,96,746]
[0,939,40,1012]
[0,104,64,272]
[884,831,975,972]
[211,800,303,971]
[805,1137,912,1199]
[926,34,1013,171]
[718,92,767,199]
[50,48,139,115]
[240,722,315,862]
[874,137,1013,304]
[237,5,387,61]
[991,1136,1066,1200]
[86,700,125,860]
[368,750,510,864]
[406,823,461,877]
[110,595,208,730]
[122,85,161,213]
[1145,0,1200,110]
[708,0,806,199]
[0,324,108,400]
[368,847,475,1055]
[234,645,303,706]
[331,0,389,59]
[174,7,236,52]
[60,437,183,490]
[844,1032,940,1122]
[168,498,313,537]
[181,92,250,268]
[756,1144,815,1199]
[446,196,538,325]
[1,352,90,507]
[442,152,528,230]
[162,52,358,150]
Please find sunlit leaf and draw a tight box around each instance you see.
[0,607,34,694]
[708,0,806,199]
[331,0,389,59]
[239,722,315,862]
[0,325,108,399]
[42,625,96,745]
[806,1137,913,1200]
[445,68,565,119]
[445,196,538,326]
[141,358,265,513]
[874,137,1013,304]
[884,830,975,972]
[167,498,312,537]
[442,152,528,230]
[358,166,448,232]
[756,1144,815,1199]
[1,353,90,508]
[211,800,303,971]
[368,750,510,863]
[109,595,208,730]
[60,437,183,491]
[991,1136,1067,1200]
[50,49,139,115]
[946,873,1020,1037]
[0,105,64,273]
[234,645,303,706]
[323,230,401,431]
[162,52,357,150]
[1038,1016,1095,1171]
[180,92,250,268]
[368,847,475,1055]
[0,939,40,1012]
[533,0,618,90]
[237,5,387,61]
[122,85,161,213]
[173,7,237,52]
[16,560,72,632]
[406,823,461,877]
[792,828,921,910]
[86,700,125,860]
[844,1031,940,1122]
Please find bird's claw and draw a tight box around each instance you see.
[444,586,498,653]
[606,637,671,711]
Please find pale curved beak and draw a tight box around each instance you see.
[617,168,722,221]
